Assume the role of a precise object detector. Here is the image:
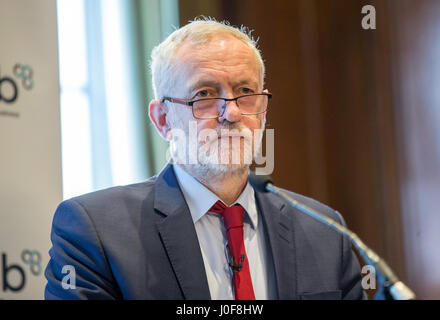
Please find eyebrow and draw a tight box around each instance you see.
[188,79,260,95]
[189,80,221,94]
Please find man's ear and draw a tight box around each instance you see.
[262,89,269,128]
[149,99,171,140]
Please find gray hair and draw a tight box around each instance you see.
[150,17,265,100]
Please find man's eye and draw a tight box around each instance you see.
[196,90,209,98]
[241,87,253,94]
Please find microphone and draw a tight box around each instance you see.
[229,254,245,273]
[226,244,244,273]
[248,171,416,300]
[248,173,273,193]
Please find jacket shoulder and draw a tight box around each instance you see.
[70,175,157,205]
[55,175,159,230]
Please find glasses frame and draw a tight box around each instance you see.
[161,92,272,119]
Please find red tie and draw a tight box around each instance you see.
[210,201,255,300]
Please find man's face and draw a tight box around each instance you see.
[167,34,266,174]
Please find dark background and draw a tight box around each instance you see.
[179,0,440,299]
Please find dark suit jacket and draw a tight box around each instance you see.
[44,164,366,299]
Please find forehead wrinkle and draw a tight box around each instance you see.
[185,57,260,89]
[174,36,261,96]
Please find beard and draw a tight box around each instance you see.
[167,116,264,177]
[197,128,256,174]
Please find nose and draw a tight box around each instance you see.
[218,99,242,123]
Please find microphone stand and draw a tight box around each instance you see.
[251,174,416,300]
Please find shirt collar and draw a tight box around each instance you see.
[173,164,258,229]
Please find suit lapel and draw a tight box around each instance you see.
[255,190,298,299]
[154,164,211,299]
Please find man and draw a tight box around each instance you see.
[45,19,366,300]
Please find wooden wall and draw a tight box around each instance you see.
[178,0,440,299]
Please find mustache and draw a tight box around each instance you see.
[214,122,251,137]
[216,121,241,130]
[208,129,253,143]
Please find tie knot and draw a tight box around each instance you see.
[209,200,244,229]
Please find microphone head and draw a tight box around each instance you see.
[248,171,273,192]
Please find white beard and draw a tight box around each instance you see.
[168,118,264,177]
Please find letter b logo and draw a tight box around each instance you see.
[2,253,26,292]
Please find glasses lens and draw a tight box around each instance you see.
[238,94,268,114]
[193,99,223,118]
[192,94,269,118]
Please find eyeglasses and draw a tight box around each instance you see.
[161,93,272,119]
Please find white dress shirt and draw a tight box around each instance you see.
[173,164,277,300]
